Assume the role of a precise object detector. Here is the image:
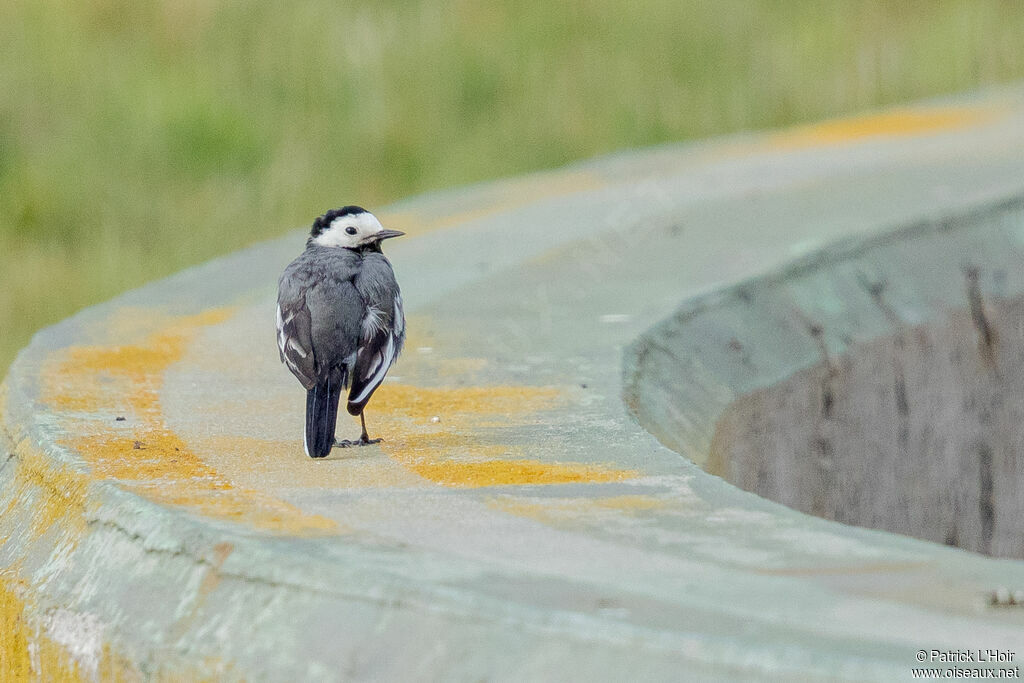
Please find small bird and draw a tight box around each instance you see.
[276,206,405,458]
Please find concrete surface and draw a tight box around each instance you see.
[4,86,1024,680]
[628,195,1024,559]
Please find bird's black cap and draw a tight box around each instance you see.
[311,205,367,236]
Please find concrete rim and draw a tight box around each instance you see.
[4,85,1024,680]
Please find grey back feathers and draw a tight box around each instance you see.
[278,246,362,390]
[277,211,405,458]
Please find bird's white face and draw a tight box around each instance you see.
[313,211,386,249]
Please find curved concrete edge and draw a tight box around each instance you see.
[4,85,1024,680]
[0,149,836,680]
[624,193,1024,466]
[623,192,1024,615]
[2,337,754,680]
[0,270,740,678]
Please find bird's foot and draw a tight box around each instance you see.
[334,437,382,448]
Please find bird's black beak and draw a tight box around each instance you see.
[373,229,405,241]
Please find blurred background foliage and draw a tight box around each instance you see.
[3,0,1024,372]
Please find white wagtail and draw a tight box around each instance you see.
[277,206,405,458]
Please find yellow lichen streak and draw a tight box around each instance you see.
[41,308,337,535]
[770,106,999,149]
[370,382,635,487]
[0,575,83,681]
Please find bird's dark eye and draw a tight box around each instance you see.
[345,226,357,235]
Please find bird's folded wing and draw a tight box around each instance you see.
[277,280,317,390]
[348,291,404,414]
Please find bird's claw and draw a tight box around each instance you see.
[334,437,383,449]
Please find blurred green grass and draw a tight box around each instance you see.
[3,0,1024,373]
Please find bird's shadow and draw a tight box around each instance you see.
[307,442,385,461]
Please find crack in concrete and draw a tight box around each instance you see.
[858,274,911,449]
[965,265,999,375]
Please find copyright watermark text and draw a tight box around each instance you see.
[912,649,1019,679]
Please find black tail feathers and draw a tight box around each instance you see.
[305,375,344,458]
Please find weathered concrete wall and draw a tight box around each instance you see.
[5,86,1024,680]
[628,197,1024,560]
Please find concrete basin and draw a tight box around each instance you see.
[4,86,1024,680]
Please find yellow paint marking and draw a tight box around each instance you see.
[0,437,121,679]
[11,441,91,542]
[0,434,91,552]
[373,383,562,418]
[41,309,338,535]
[380,170,604,237]
[381,427,635,487]
[45,309,232,415]
[0,574,84,681]
[770,106,999,149]
[87,305,200,348]
[1,568,210,680]
[364,383,635,487]
[170,311,628,492]
[407,459,631,488]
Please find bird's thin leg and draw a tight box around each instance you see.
[359,412,382,445]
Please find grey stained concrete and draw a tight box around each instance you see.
[4,86,1024,679]
[632,198,1024,561]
